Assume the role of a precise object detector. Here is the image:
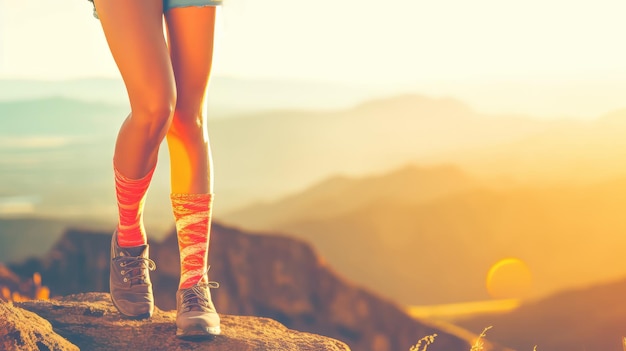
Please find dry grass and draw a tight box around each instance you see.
[409,333,437,351]
[410,326,539,351]
[470,326,492,351]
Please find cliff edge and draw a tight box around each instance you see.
[1,292,350,351]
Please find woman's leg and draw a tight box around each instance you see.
[97,0,176,178]
[165,6,217,195]
[164,5,221,338]
[165,6,217,289]
[95,0,176,248]
[94,0,174,318]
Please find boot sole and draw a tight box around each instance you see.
[176,325,221,340]
[110,294,153,320]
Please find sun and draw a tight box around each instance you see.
[486,258,533,300]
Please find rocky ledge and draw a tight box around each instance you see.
[0,292,350,351]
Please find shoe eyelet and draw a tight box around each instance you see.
[120,270,125,275]
[123,278,128,283]
[119,263,125,267]
[120,252,125,256]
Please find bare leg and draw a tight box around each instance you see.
[95,0,177,179]
[165,6,217,194]
[165,6,221,338]
[94,0,174,318]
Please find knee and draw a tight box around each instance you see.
[129,93,177,141]
[169,108,207,140]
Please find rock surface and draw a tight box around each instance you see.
[0,298,78,351]
[12,292,351,351]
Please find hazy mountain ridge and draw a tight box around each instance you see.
[207,93,566,207]
[0,96,126,137]
[222,164,626,306]
[0,77,374,117]
[0,217,110,263]
[222,164,482,231]
[0,79,127,105]
[457,276,626,351]
[4,79,626,193]
[0,93,566,224]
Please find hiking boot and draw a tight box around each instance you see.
[109,230,156,318]
[176,280,221,339]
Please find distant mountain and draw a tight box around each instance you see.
[222,164,482,232]
[0,94,561,225]
[0,79,127,105]
[207,94,563,207]
[0,77,375,117]
[0,97,121,228]
[0,96,125,136]
[8,81,626,208]
[0,97,173,231]
[0,217,110,263]
[222,165,626,306]
[457,276,626,351]
[5,223,497,351]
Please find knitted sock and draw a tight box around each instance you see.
[171,193,213,289]
[114,165,155,247]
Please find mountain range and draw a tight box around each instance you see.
[0,217,109,263]
[5,77,626,350]
[221,164,626,306]
[6,89,626,305]
[0,77,374,117]
[0,91,574,225]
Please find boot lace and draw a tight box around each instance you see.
[113,256,156,286]
[181,281,219,312]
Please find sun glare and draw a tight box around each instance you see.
[486,258,533,300]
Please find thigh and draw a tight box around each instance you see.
[164,6,218,114]
[93,0,176,109]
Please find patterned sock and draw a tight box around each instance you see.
[114,165,155,247]
[171,193,213,289]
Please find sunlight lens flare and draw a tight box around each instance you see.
[486,258,533,300]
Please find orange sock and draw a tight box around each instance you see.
[171,193,213,289]
[114,165,155,247]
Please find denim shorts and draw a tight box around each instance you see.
[163,0,222,11]
[88,0,222,19]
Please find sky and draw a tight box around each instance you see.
[3,0,626,117]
